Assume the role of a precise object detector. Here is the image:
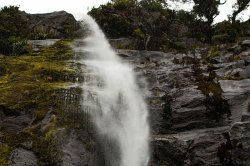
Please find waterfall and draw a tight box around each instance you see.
[80,15,150,166]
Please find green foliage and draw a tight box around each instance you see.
[209,45,221,58]
[89,4,134,37]
[213,21,237,44]
[231,0,250,24]
[0,6,29,55]
[192,0,226,42]
[112,0,138,9]
[89,0,248,50]
[193,0,220,21]
[139,0,165,12]
[133,28,145,38]
[212,34,230,44]
[89,0,177,50]
[160,161,169,166]
[0,144,12,166]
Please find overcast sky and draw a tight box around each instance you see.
[0,0,249,23]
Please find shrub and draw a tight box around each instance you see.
[0,6,29,55]
[212,34,230,44]
[213,21,237,43]
[133,28,144,38]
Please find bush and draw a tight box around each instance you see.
[0,6,29,55]
[213,21,237,43]
[212,34,230,44]
[133,28,144,38]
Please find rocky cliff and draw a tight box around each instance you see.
[116,40,250,165]
[21,11,83,39]
[0,36,249,165]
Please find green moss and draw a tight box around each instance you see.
[116,44,126,49]
[31,40,73,60]
[160,161,169,166]
[209,46,221,58]
[0,39,75,110]
[0,39,78,164]
[133,28,145,38]
[0,144,12,166]
[224,72,244,80]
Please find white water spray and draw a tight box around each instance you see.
[80,15,150,166]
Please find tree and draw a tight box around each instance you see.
[192,0,227,42]
[0,6,28,55]
[231,0,250,24]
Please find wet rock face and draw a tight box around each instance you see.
[119,39,250,165]
[122,50,230,134]
[0,105,33,133]
[1,38,249,165]
[220,79,250,122]
[54,130,103,166]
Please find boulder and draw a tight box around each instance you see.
[8,148,38,166]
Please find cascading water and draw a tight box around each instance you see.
[80,15,150,166]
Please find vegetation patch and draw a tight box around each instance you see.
[209,46,221,58]
[192,61,230,120]
[224,72,244,80]
[0,39,78,164]
[0,143,13,166]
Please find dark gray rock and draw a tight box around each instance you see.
[8,148,38,166]
[241,40,250,47]
[152,121,250,166]
[215,60,249,79]
[1,114,32,133]
[28,39,59,51]
[109,38,134,49]
[116,46,249,166]
[60,131,86,166]
[53,129,103,166]
[227,44,242,53]
[22,11,82,39]
[213,53,233,63]
[240,49,250,64]
[220,79,250,122]
[230,121,250,165]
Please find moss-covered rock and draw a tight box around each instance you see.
[0,39,80,164]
